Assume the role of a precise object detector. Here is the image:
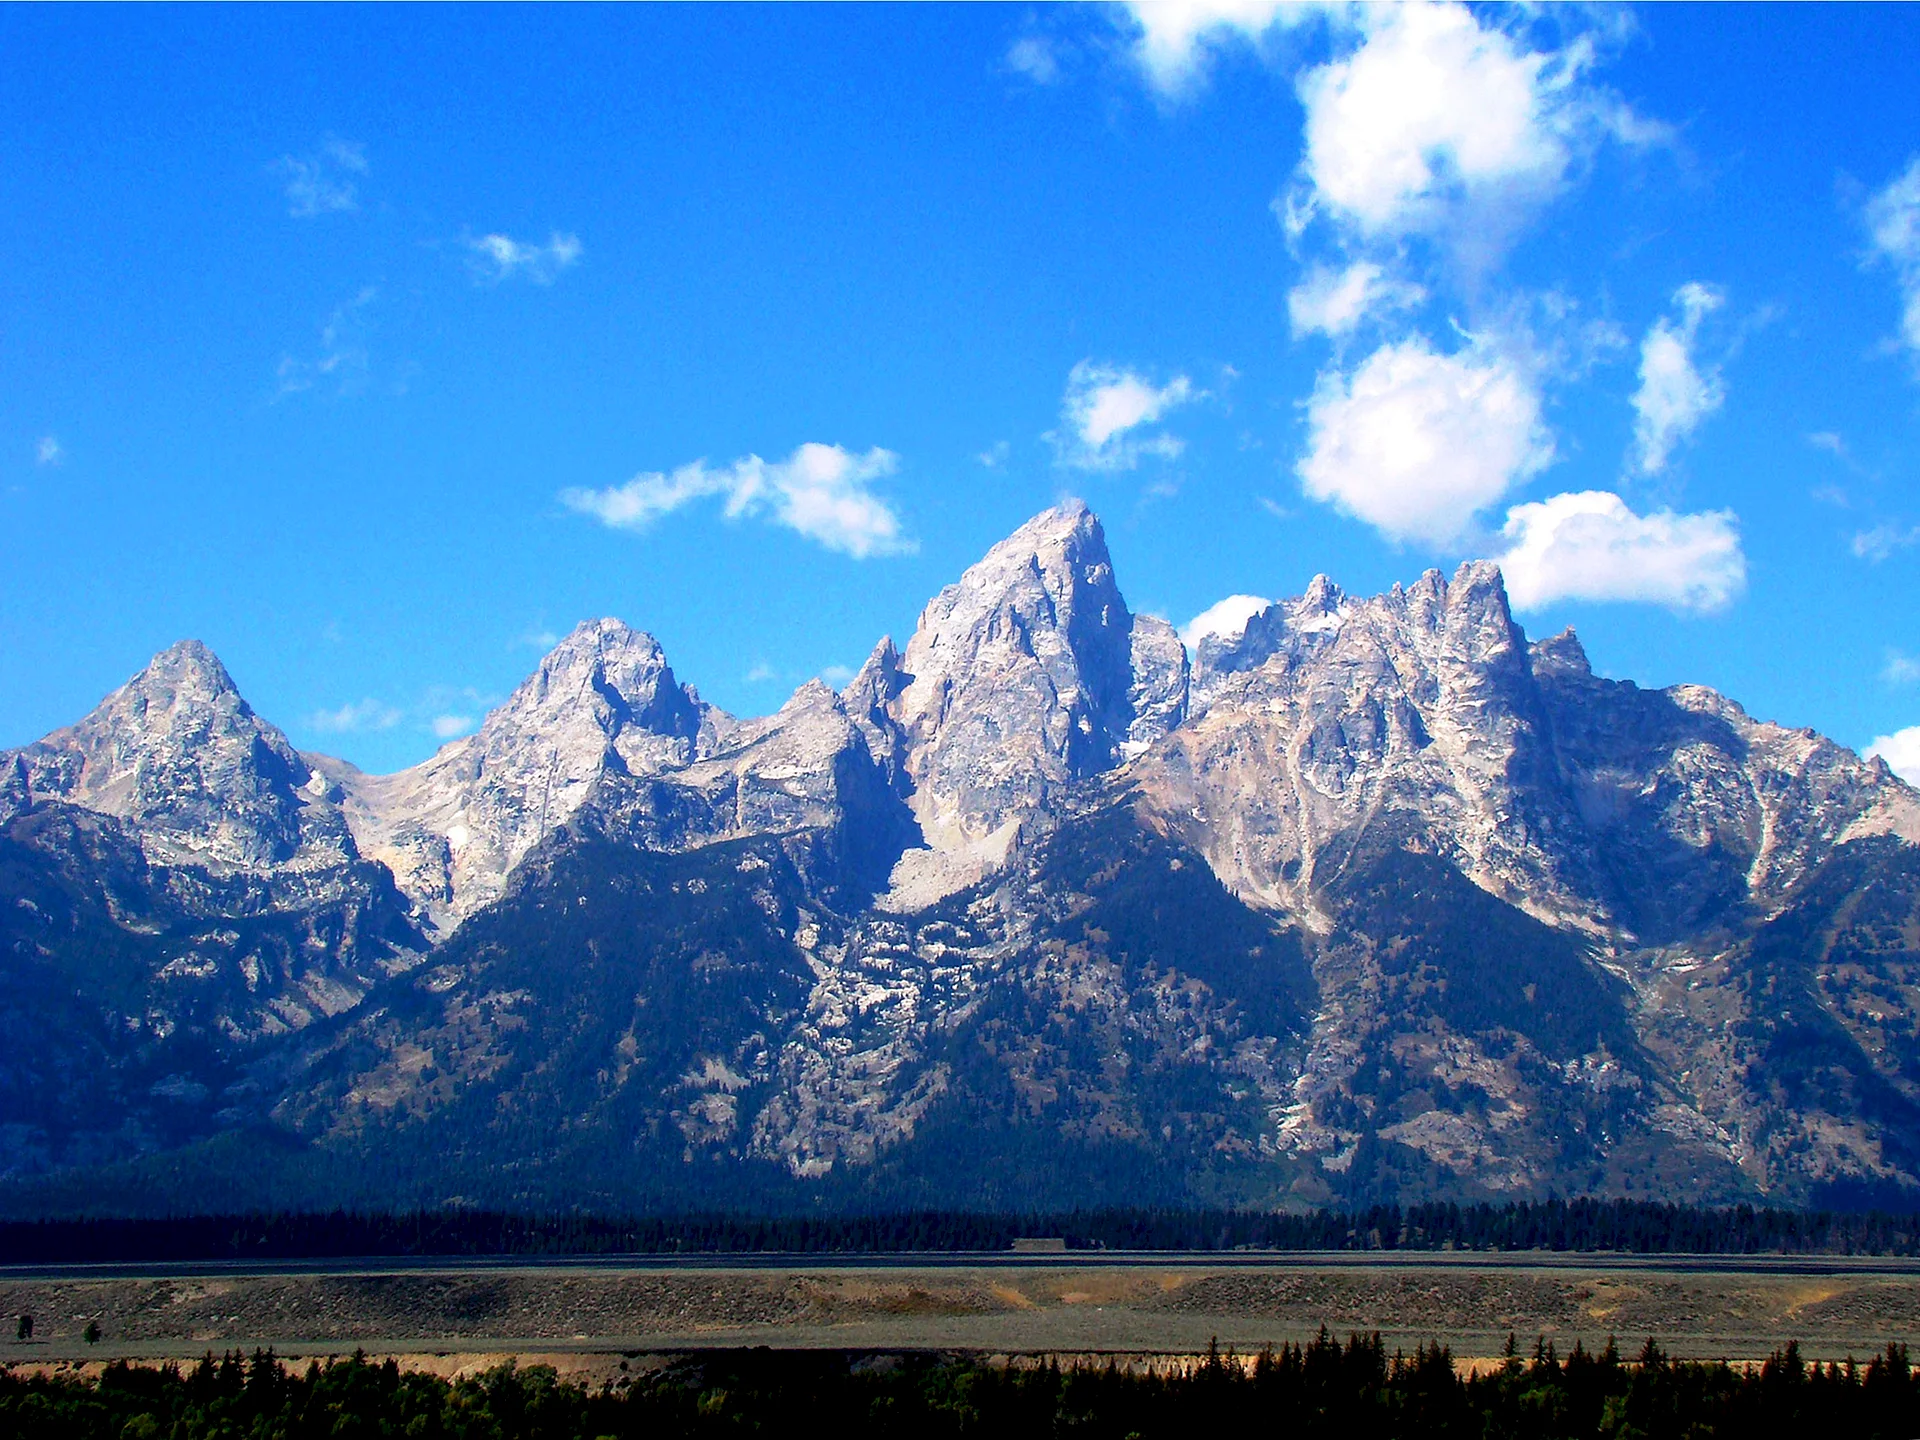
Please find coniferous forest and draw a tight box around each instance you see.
[6,1337,1920,1440]
[7,1200,1920,1264]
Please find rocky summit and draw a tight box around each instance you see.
[5,502,1920,1214]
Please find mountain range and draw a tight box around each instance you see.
[5,500,1920,1215]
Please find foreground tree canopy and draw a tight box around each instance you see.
[6,1337,1920,1440]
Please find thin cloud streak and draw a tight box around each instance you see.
[561,443,914,558]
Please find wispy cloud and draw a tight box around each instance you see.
[1050,361,1195,471]
[978,440,1011,469]
[277,287,376,397]
[561,442,914,558]
[1865,155,1920,367]
[273,136,367,218]
[1852,523,1920,562]
[1287,260,1424,338]
[1496,489,1745,613]
[466,231,583,285]
[34,435,62,466]
[1630,282,1726,476]
[819,664,857,688]
[1885,652,1920,687]
[307,697,403,734]
[744,662,776,684]
[1006,35,1062,85]
[430,713,475,739]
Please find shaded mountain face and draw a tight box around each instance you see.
[4,501,1920,1213]
[0,646,424,1175]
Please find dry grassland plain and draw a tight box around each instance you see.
[6,1258,1920,1369]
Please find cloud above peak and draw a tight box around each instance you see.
[1179,593,1270,650]
[1496,490,1745,613]
[561,443,914,558]
[1298,335,1552,545]
[1052,361,1196,470]
[1867,726,1920,787]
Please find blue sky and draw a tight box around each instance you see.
[4,3,1919,780]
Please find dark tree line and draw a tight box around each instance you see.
[6,1337,1920,1439]
[6,1199,1920,1263]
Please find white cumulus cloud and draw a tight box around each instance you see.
[466,231,583,285]
[1867,726,1920,787]
[1179,594,1271,650]
[1630,282,1726,476]
[1053,361,1195,471]
[1120,0,1323,95]
[561,442,914,558]
[1298,336,1552,545]
[1287,261,1424,338]
[1495,489,1745,613]
[274,137,367,218]
[1285,4,1658,270]
[431,714,475,740]
[1866,156,1920,362]
[1296,4,1569,239]
[307,697,403,734]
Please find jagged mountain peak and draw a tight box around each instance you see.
[486,615,707,751]
[328,616,718,923]
[942,498,1107,597]
[1531,627,1592,679]
[99,638,252,727]
[12,638,336,871]
[141,636,238,687]
[780,676,839,712]
[1299,573,1345,611]
[892,503,1136,850]
[841,636,911,789]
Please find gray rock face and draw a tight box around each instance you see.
[326,618,911,927]
[1125,613,1190,754]
[892,501,1139,849]
[840,637,911,791]
[327,619,715,925]
[14,640,350,872]
[877,501,1189,905]
[1147,562,1594,924]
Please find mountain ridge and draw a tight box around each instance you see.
[5,500,1920,1214]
